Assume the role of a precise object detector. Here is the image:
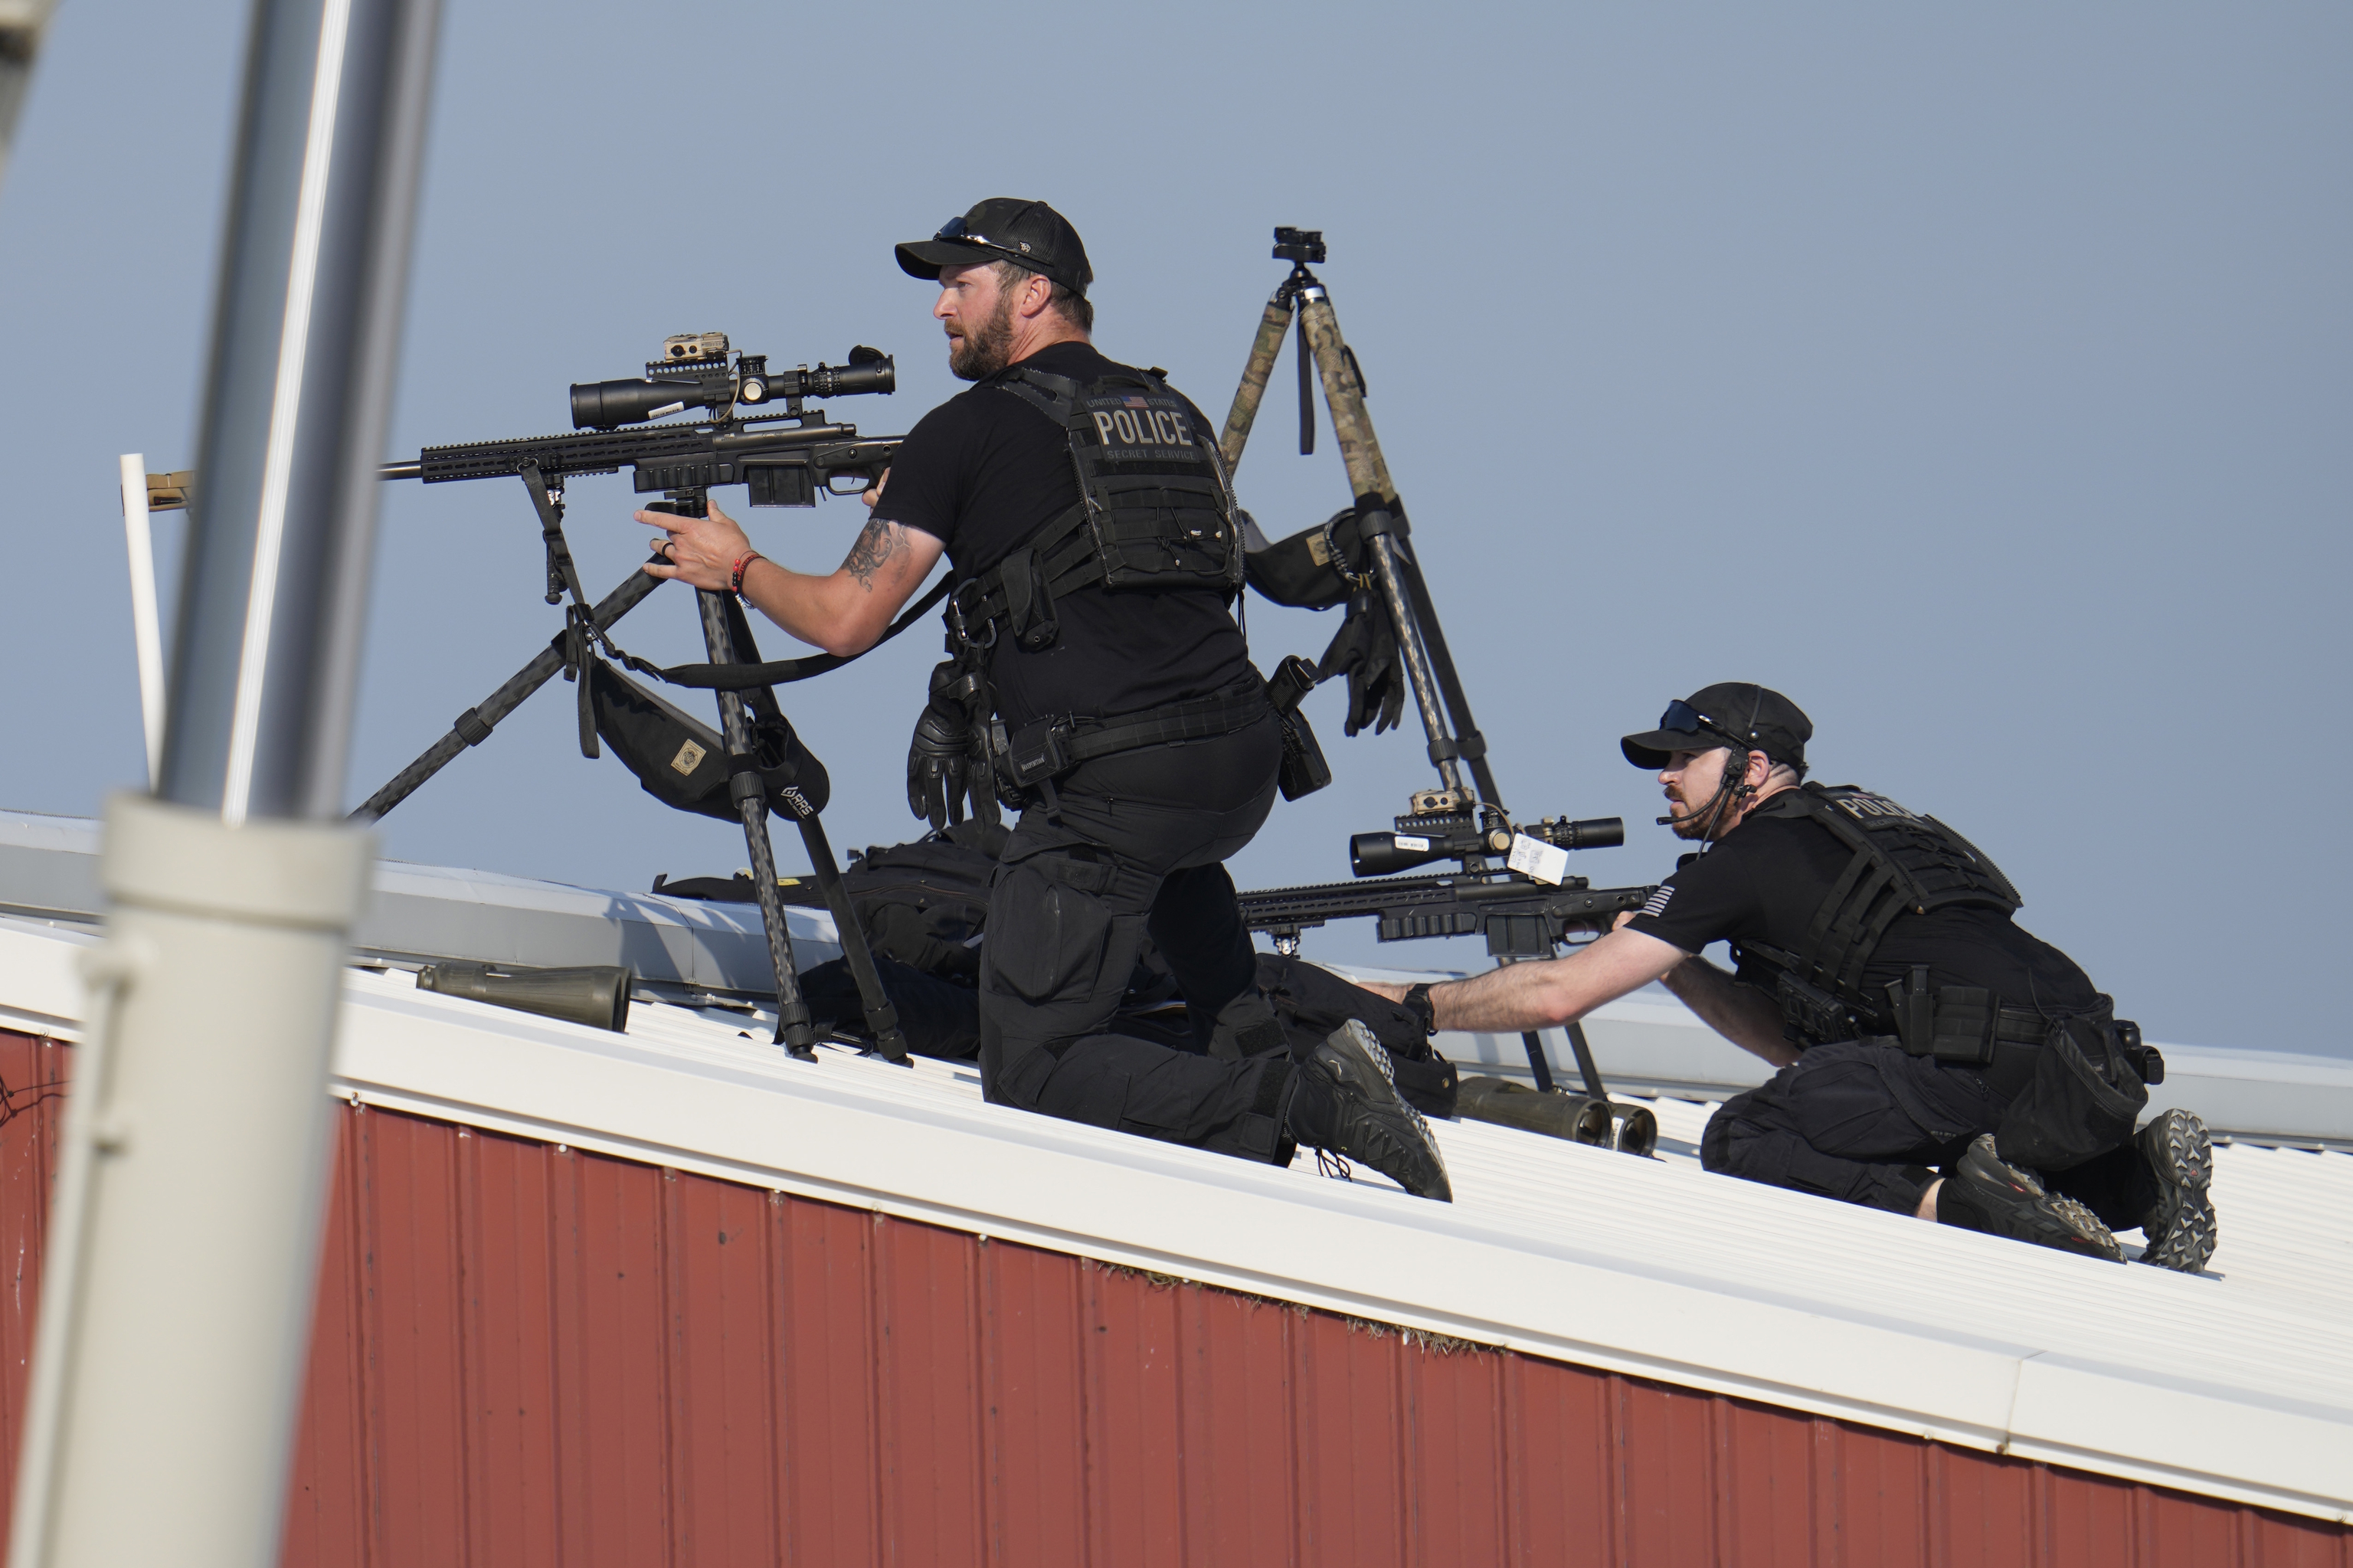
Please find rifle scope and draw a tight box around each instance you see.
[569,346,894,431]
[1350,816,1623,878]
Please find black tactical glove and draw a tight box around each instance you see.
[907,660,977,829]
[907,700,972,828]
[1317,586,1406,736]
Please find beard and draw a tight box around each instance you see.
[946,286,1020,381]
[1666,799,1714,841]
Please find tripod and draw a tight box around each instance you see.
[348,469,910,1065]
[1219,228,1615,1110]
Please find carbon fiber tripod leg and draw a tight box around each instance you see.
[1520,1033,1558,1093]
[1563,1020,1608,1100]
[1394,545,1504,810]
[789,812,911,1065]
[348,567,663,823]
[697,588,818,1059]
[706,594,907,1062]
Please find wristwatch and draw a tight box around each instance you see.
[1402,981,1438,1037]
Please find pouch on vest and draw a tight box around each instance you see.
[587,658,830,823]
[999,545,1060,651]
[1992,1014,2146,1171]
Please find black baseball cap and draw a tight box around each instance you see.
[1621,683,1811,771]
[895,199,1092,296]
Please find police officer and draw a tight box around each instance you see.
[637,199,1448,1200]
[1370,683,2215,1266]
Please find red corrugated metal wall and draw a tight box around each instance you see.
[0,1027,2343,1567]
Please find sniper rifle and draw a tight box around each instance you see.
[1239,810,1655,961]
[355,332,915,1063]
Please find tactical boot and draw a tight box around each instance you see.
[1936,1135,2123,1263]
[2134,1109,2217,1272]
[1286,1021,1453,1202]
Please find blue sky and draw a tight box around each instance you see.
[2,2,2345,1055]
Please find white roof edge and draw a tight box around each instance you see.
[2,917,2342,1522]
[0,810,840,990]
[8,810,2350,1143]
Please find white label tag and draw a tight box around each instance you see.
[669,739,707,775]
[1508,833,1570,885]
[1392,834,1431,852]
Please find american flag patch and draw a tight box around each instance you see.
[1640,886,1674,918]
[1123,395,1149,408]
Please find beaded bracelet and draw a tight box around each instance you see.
[729,551,764,596]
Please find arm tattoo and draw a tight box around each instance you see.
[842,517,905,591]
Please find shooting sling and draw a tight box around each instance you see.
[584,590,832,823]
[587,658,830,823]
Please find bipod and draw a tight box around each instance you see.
[1220,228,1626,1128]
[349,560,661,823]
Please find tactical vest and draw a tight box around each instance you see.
[947,366,1245,655]
[1734,783,2022,1049]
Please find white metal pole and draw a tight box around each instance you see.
[116,455,166,790]
[6,0,441,1563]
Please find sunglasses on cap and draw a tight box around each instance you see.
[1656,699,1751,753]
[934,214,1033,265]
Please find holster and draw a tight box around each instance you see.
[1886,968,2002,1065]
[1265,653,1330,802]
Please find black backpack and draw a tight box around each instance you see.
[836,821,1004,982]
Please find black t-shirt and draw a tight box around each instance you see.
[871,341,1251,732]
[1625,800,2099,1011]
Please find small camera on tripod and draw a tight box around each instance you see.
[1272,227,1326,265]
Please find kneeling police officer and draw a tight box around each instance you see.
[1373,683,2214,1266]
[638,199,1449,1200]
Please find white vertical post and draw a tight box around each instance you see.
[116,455,166,791]
[5,0,442,1562]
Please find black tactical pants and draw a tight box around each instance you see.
[977,715,1296,1163]
[1700,1039,2156,1226]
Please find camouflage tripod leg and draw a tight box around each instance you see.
[1294,290,1468,802]
[1218,294,1297,473]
